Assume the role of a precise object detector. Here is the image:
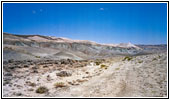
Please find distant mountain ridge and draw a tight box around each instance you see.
[3,33,166,61]
[3,32,140,49]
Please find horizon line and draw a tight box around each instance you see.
[3,32,167,45]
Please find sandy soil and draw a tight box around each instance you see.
[3,53,167,97]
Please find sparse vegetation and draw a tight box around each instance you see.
[115,67,120,70]
[36,86,48,94]
[158,55,161,59]
[4,46,13,50]
[29,83,36,87]
[100,64,108,69]
[43,65,48,68]
[151,91,156,93]
[26,81,36,87]
[152,58,157,61]
[138,60,143,63]
[95,61,101,65]
[76,79,88,83]
[8,59,14,63]
[94,59,104,65]
[122,56,132,61]
[24,65,29,68]
[35,56,40,58]
[54,82,67,88]
[56,71,72,77]
[28,88,34,91]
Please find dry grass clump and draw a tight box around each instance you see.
[36,86,48,94]
[100,64,108,69]
[76,79,88,83]
[54,82,67,88]
[122,56,132,61]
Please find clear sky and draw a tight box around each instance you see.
[3,3,167,44]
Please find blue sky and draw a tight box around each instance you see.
[3,3,167,44]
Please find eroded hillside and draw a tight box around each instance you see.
[3,33,144,61]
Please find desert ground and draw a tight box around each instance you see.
[3,53,167,97]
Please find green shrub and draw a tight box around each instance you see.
[35,56,40,58]
[36,86,48,94]
[138,60,143,63]
[122,56,132,61]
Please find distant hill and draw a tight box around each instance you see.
[3,33,166,61]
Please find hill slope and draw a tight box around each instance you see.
[3,33,166,60]
[3,33,145,61]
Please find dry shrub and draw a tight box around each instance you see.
[29,83,36,87]
[26,81,36,87]
[35,56,40,58]
[138,60,143,63]
[100,64,108,69]
[36,86,48,94]
[54,82,67,88]
[152,58,157,61]
[122,56,132,61]
[95,61,101,65]
[76,79,88,83]
[56,71,72,77]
